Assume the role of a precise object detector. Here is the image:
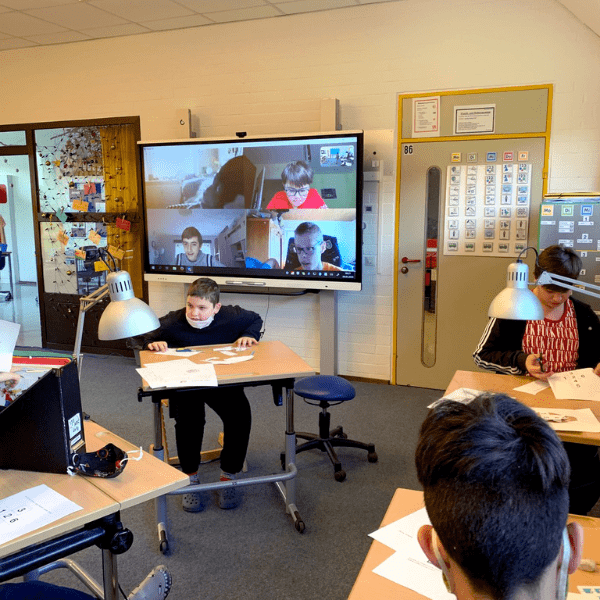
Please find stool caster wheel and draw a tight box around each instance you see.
[159,540,169,554]
[368,451,378,463]
[295,520,306,533]
[334,469,346,482]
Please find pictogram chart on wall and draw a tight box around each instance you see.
[444,161,532,256]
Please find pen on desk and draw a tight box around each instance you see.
[176,348,192,352]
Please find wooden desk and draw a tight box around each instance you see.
[0,420,188,599]
[138,340,315,551]
[349,488,600,599]
[446,370,600,446]
[84,420,189,510]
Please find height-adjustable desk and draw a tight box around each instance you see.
[0,420,188,599]
[137,340,314,552]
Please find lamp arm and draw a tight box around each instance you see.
[73,283,110,373]
[536,271,600,300]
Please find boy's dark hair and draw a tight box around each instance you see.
[416,393,570,600]
[281,161,313,187]
[534,244,582,292]
[187,278,220,305]
[182,226,202,244]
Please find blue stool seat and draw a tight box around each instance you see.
[284,375,378,482]
[294,375,355,403]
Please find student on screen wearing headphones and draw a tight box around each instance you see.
[287,222,342,272]
[415,393,583,600]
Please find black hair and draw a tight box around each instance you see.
[187,277,220,305]
[202,155,256,209]
[534,244,582,291]
[415,393,570,600]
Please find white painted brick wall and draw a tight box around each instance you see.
[1,0,600,379]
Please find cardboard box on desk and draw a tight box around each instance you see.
[0,360,86,474]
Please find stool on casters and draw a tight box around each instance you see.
[282,375,378,482]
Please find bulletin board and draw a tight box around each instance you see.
[444,157,532,256]
[538,199,600,312]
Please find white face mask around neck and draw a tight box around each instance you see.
[186,314,214,329]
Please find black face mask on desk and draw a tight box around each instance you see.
[70,443,128,478]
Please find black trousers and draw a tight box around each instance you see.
[565,442,600,515]
[168,385,251,475]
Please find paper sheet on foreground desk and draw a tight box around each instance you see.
[428,387,481,409]
[136,359,218,389]
[368,507,453,600]
[532,407,600,432]
[548,368,600,401]
[0,484,82,545]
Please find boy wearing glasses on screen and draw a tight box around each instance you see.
[288,222,342,272]
[266,161,327,209]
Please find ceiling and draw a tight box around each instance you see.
[0,0,597,53]
[0,0,404,52]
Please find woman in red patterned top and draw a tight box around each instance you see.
[266,161,327,210]
[473,244,600,515]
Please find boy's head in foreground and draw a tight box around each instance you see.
[415,393,582,600]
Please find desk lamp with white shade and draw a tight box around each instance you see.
[73,250,159,371]
[488,246,600,320]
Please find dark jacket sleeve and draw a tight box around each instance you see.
[140,309,184,349]
[573,298,600,370]
[473,317,529,375]
[232,306,262,341]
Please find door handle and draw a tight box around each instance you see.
[401,257,421,263]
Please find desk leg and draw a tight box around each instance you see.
[102,549,118,600]
[150,398,170,554]
[275,386,305,533]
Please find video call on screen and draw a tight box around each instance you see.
[142,134,362,283]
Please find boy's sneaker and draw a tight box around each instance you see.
[182,473,207,513]
[217,471,241,509]
[128,565,171,600]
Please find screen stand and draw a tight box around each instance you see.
[319,290,338,375]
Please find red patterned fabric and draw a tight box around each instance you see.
[523,299,579,372]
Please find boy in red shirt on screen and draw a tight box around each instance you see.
[266,161,327,210]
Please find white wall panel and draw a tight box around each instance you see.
[1,0,600,379]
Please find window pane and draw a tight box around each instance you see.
[0,131,26,146]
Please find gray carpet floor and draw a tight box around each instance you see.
[8,353,444,599]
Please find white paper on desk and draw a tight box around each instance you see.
[137,359,218,389]
[205,354,254,365]
[0,319,20,372]
[369,506,429,553]
[155,348,203,357]
[0,484,82,545]
[373,551,454,600]
[428,387,481,408]
[549,368,600,401]
[514,379,549,395]
[532,407,600,432]
[214,346,246,354]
